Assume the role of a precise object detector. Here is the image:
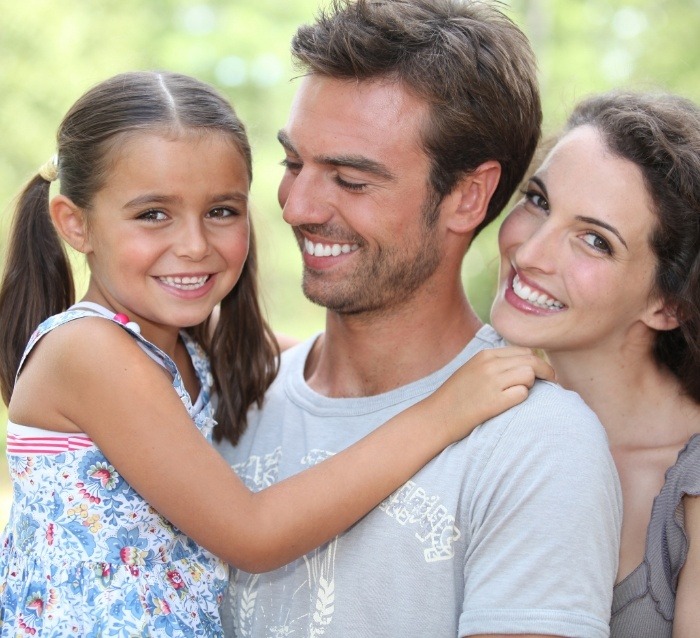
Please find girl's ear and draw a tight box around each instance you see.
[50,195,92,254]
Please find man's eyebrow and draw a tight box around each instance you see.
[277,129,396,182]
[319,154,396,181]
[277,129,296,154]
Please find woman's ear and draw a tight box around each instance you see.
[444,160,501,235]
[643,298,680,332]
[49,195,92,254]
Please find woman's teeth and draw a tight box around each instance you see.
[512,274,564,309]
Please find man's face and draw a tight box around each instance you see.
[277,75,443,315]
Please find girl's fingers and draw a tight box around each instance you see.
[488,351,555,383]
[497,361,554,390]
[499,384,530,405]
[531,357,555,382]
[489,345,535,358]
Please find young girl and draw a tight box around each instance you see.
[0,71,551,637]
[491,91,700,637]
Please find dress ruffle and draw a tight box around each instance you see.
[611,434,700,626]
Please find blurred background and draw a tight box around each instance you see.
[2,0,700,526]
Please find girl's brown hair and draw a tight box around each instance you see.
[0,70,278,444]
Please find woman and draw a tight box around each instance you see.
[490,90,700,637]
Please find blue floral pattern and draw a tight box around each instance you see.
[0,309,228,636]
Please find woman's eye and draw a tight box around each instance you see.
[524,190,549,211]
[582,232,612,254]
[138,209,167,221]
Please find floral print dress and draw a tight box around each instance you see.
[0,305,228,637]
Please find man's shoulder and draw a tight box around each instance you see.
[278,333,318,370]
[475,378,614,480]
[526,377,596,414]
[472,325,604,433]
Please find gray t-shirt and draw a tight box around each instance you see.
[216,325,622,638]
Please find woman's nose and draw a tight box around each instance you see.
[512,220,558,275]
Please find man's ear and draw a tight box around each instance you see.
[642,297,680,332]
[443,160,501,234]
[49,195,92,254]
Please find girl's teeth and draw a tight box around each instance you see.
[160,275,209,290]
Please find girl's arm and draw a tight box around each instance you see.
[15,320,552,572]
[672,494,700,637]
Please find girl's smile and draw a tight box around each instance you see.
[74,131,251,350]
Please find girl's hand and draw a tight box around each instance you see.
[428,346,555,445]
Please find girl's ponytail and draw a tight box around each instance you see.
[0,170,74,404]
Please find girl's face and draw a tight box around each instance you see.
[79,130,250,341]
[491,125,664,357]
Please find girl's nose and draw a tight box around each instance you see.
[175,219,210,261]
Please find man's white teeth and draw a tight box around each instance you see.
[512,274,564,309]
[304,238,359,257]
[160,275,209,290]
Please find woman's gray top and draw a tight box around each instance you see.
[611,434,700,637]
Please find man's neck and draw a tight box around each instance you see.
[304,288,482,397]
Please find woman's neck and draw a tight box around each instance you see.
[549,347,700,450]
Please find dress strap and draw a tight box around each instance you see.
[16,306,178,383]
[16,304,215,438]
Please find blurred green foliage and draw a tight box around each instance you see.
[1,0,700,386]
[3,0,700,345]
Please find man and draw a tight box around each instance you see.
[216,1,622,636]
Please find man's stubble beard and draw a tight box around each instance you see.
[300,196,443,317]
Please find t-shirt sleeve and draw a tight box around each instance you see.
[458,383,622,638]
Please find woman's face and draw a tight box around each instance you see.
[491,124,664,357]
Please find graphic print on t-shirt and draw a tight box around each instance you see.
[229,447,460,637]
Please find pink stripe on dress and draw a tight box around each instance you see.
[6,432,94,455]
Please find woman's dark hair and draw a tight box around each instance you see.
[566,91,700,402]
[0,71,278,443]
